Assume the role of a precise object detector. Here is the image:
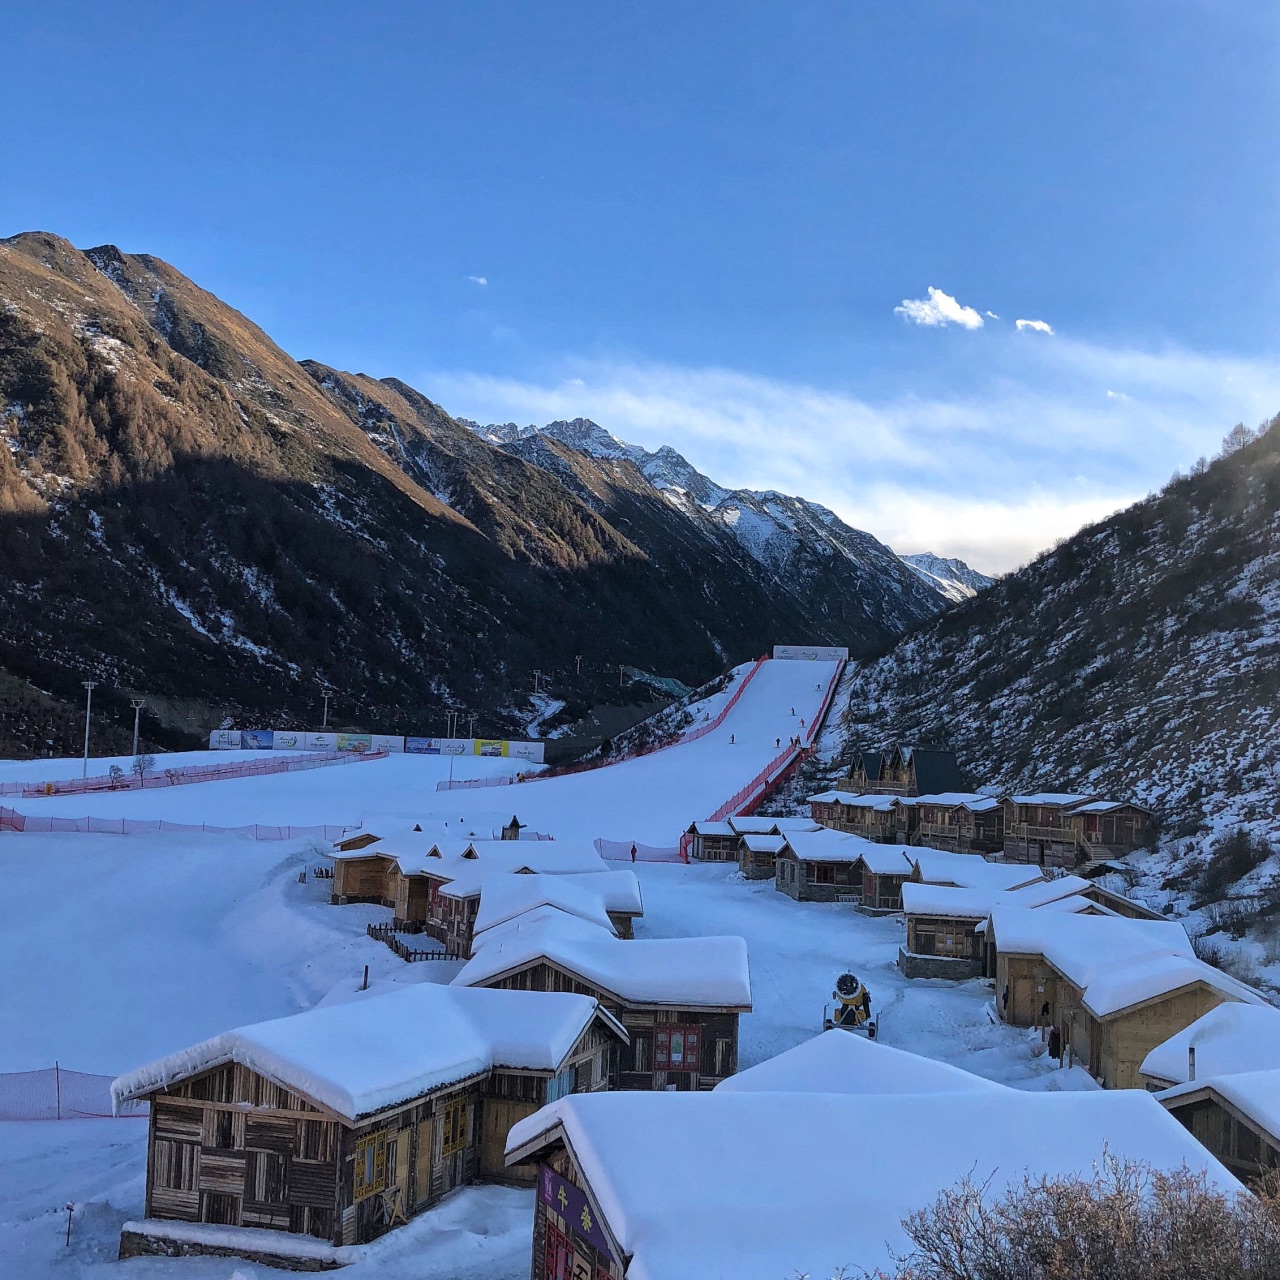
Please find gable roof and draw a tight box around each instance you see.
[903,874,1089,921]
[1159,1069,1280,1144]
[714,1031,1004,1096]
[1141,1003,1280,1085]
[853,750,883,780]
[1007,793,1094,807]
[911,848,1043,891]
[506,1090,1240,1280]
[112,984,624,1122]
[472,871,642,939]
[906,747,968,796]
[454,909,752,1009]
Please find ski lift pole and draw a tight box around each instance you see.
[55,1059,61,1120]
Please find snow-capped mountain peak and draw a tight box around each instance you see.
[900,552,995,602]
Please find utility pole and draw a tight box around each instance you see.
[533,670,543,696]
[575,655,583,676]
[320,686,333,729]
[81,681,98,779]
[467,713,477,739]
[130,699,146,757]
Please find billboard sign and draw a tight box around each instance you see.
[370,734,405,754]
[406,737,469,755]
[508,740,546,763]
[474,739,509,757]
[241,729,274,750]
[303,731,338,752]
[336,733,374,753]
[208,729,241,750]
[772,645,849,661]
[272,730,304,751]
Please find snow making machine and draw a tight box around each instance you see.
[824,971,877,1038]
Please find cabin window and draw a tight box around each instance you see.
[546,1067,575,1103]
[655,1027,700,1070]
[813,864,836,884]
[441,1098,469,1157]
[353,1131,387,1201]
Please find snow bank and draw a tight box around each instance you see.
[1142,1003,1280,1084]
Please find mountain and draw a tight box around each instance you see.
[835,418,1280,847]
[0,232,968,755]
[466,415,990,615]
[899,552,995,602]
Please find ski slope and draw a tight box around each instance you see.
[7,659,840,846]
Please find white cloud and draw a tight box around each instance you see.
[894,287,984,330]
[985,310,1000,319]
[423,337,1280,575]
[467,275,488,286]
[1016,318,1054,334]
[1106,389,1130,401]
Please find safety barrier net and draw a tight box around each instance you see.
[0,1066,147,1120]
[594,838,684,863]
[0,807,356,841]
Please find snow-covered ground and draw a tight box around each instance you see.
[7,659,839,845]
[0,659,1085,1279]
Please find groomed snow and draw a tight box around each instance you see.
[113,984,615,1121]
[506,1089,1241,1280]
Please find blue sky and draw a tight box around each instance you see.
[3,1,1278,571]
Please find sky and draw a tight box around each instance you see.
[2,1,1278,572]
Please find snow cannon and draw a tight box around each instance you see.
[825,971,876,1037]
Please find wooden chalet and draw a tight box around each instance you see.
[988,907,1268,1089]
[806,791,917,843]
[501,1087,1237,1280]
[837,744,967,799]
[113,985,626,1267]
[1140,1004,1280,1090]
[1159,1070,1280,1187]
[684,820,740,861]
[913,793,1004,854]
[1067,801,1152,858]
[453,909,752,1091]
[774,830,914,911]
[1001,793,1093,867]
[738,832,788,880]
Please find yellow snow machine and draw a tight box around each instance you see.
[824,971,877,1038]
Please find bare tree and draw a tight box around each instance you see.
[131,753,156,786]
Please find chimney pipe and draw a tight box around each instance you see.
[1188,1045,1196,1083]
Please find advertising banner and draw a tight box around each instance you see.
[474,739,509,757]
[240,730,275,750]
[208,729,241,750]
[538,1166,616,1263]
[405,737,469,755]
[272,730,304,751]
[303,731,338,752]
[508,740,546,763]
[370,734,405,754]
[336,733,374,754]
[772,645,849,661]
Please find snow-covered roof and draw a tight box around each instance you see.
[741,833,787,853]
[911,848,1043,891]
[727,816,787,835]
[989,907,1268,1018]
[112,984,622,1121]
[714,1031,1004,1096]
[471,871,643,939]
[1141,1003,1280,1085]
[1068,800,1149,815]
[913,792,1001,811]
[688,820,736,837]
[807,790,860,804]
[454,909,752,1009]
[506,1090,1240,1280]
[902,874,1089,921]
[1008,793,1094,807]
[1159,1068,1280,1141]
[782,830,898,866]
[427,843,609,898]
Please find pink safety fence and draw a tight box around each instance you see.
[436,773,519,792]
[0,1066,147,1121]
[677,659,847,860]
[3,749,388,799]
[0,806,356,841]
[594,838,684,863]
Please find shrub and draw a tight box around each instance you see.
[880,1156,1280,1280]
[1197,829,1277,905]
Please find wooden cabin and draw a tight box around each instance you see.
[685,820,740,861]
[1001,794,1094,868]
[1140,1004,1280,1091]
[844,749,885,793]
[501,815,527,841]
[1067,801,1152,858]
[988,907,1266,1089]
[807,793,916,844]
[1159,1071,1280,1187]
[113,985,627,1267]
[454,910,751,1091]
[470,871,644,944]
[502,1088,1237,1280]
[836,745,967,799]
[913,794,1004,854]
[738,832,787,880]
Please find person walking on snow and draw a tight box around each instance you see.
[775,737,780,747]
[729,734,735,744]
[630,842,637,863]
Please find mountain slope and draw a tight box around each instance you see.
[0,232,966,752]
[900,552,995,602]
[836,418,1280,842]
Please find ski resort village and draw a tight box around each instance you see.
[2,645,1279,1280]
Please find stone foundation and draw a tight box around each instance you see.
[896,947,983,980]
